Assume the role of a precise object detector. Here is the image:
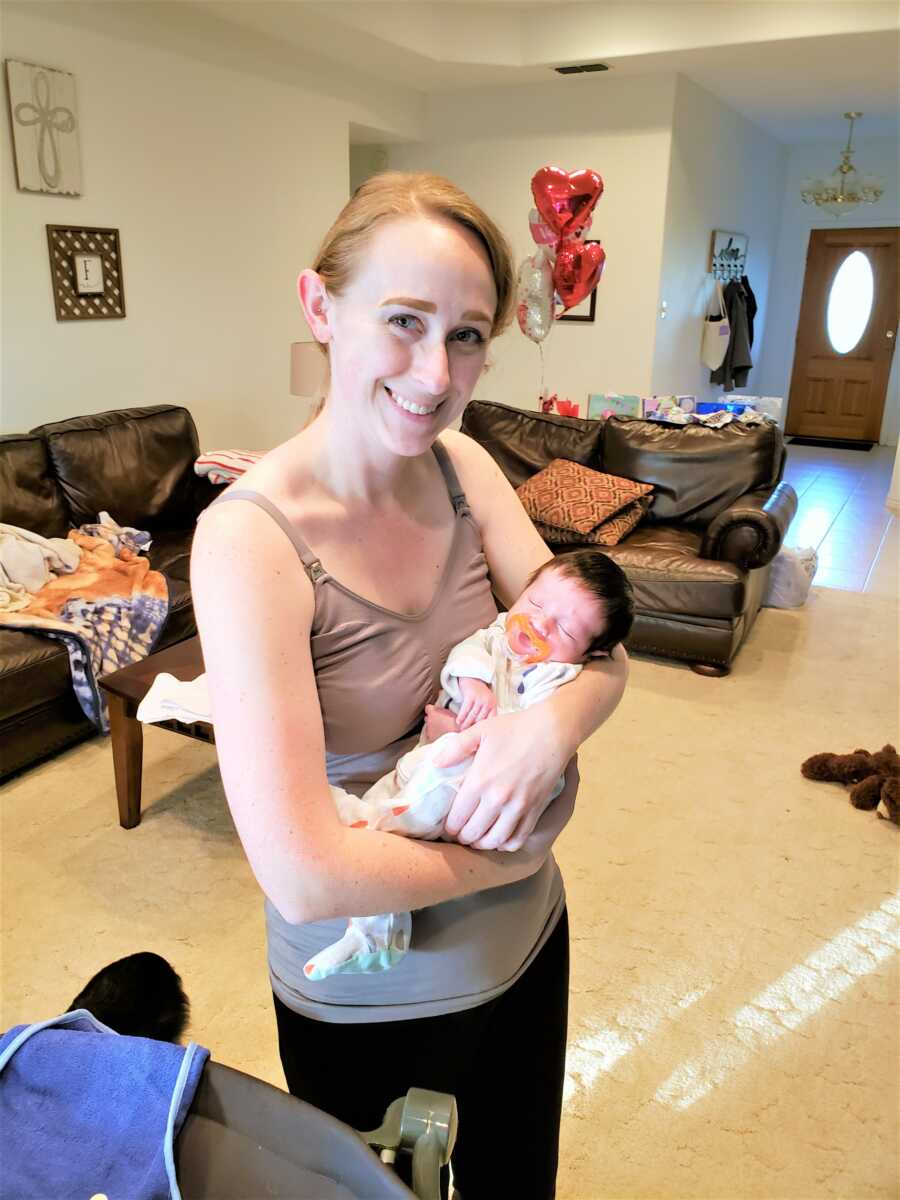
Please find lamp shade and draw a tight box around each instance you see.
[290,342,326,397]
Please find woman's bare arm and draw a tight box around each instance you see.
[190,499,548,925]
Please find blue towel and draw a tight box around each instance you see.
[0,1010,209,1200]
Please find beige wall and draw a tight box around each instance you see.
[651,76,786,402]
[349,145,389,196]
[386,73,677,413]
[0,7,356,448]
[8,8,890,453]
[889,441,900,513]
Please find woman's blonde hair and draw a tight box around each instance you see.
[305,171,515,421]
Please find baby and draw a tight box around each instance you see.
[304,548,634,981]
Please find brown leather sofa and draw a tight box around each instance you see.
[1,405,216,781]
[460,399,798,676]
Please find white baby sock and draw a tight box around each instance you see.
[303,912,412,982]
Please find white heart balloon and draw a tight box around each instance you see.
[515,247,554,344]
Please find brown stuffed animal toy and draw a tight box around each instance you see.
[801,744,900,824]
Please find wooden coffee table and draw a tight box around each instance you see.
[98,636,213,829]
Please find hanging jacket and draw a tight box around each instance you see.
[711,280,752,392]
[741,275,758,347]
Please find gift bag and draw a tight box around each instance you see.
[701,280,730,370]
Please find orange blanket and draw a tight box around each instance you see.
[0,531,168,731]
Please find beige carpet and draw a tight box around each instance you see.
[3,587,898,1199]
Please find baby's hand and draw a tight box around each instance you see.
[456,678,497,731]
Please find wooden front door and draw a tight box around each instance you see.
[786,227,899,441]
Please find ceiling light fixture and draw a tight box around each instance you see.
[800,112,884,218]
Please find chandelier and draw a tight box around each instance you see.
[800,113,884,217]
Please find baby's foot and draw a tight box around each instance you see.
[303,913,411,981]
[424,704,459,743]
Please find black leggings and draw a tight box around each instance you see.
[273,907,569,1199]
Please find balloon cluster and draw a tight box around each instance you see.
[516,166,606,344]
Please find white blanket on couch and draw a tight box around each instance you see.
[0,524,81,611]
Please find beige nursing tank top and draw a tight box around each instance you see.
[208,440,565,1023]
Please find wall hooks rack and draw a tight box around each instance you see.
[709,230,748,282]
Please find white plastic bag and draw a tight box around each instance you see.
[763,546,818,608]
[753,396,785,422]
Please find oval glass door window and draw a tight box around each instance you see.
[827,251,874,354]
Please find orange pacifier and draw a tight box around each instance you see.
[505,612,551,664]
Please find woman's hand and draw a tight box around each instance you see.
[433,705,573,851]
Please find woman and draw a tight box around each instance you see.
[191,172,628,1196]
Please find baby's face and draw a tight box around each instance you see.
[507,569,605,664]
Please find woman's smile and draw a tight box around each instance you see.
[383,383,444,418]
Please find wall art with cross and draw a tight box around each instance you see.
[5,59,82,196]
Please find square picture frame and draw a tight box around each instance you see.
[46,225,126,321]
[557,240,600,323]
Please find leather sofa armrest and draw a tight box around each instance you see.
[700,482,798,569]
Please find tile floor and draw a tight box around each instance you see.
[781,440,897,597]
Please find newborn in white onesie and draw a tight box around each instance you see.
[304,549,634,981]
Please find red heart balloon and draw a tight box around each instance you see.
[531,167,604,238]
[553,239,606,311]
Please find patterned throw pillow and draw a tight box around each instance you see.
[516,458,653,543]
[533,496,650,546]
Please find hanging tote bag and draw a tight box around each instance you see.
[701,279,730,370]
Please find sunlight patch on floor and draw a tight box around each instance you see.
[654,892,900,1111]
[563,985,710,1108]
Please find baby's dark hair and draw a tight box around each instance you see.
[528,549,634,655]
